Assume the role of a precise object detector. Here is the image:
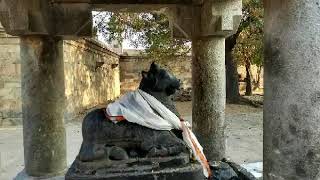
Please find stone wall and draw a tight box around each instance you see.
[0,30,121,126]
[0,27,22,126]
[119,56,192,101]
[63,39,120,120]
[119,55,265,100]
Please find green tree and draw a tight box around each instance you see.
[94,12,190,61]
[94,0,263,101]
[232,0,264,96]
[226,0,263,101]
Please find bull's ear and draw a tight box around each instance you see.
[150,62,160,73]
[141,71,148,79]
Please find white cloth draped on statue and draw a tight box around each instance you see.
[106,89,211,178]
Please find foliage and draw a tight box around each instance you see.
[93,12,190,61]
[233,0,264,67]
[93,0,263,66]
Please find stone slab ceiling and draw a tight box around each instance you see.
[52,0,201,5]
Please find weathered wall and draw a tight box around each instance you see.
[63,39,120,120]
[0,31,120,126]
[119,55,264,100]
[0,26,22,126]
[119,56,192,100]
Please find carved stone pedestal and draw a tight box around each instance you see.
[66,153,203,180]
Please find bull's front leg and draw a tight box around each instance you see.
[142,131,188,157]
[79,142,106,162]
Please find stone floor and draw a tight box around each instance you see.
[0,102,263,180]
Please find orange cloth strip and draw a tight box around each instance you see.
[110,116,126,121]
[104,109,126,121]
[180,118,212,178]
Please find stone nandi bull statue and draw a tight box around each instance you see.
[79,62,187,162]
[66,63,257,180]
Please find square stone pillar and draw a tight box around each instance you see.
[264,0,320,179]
[20,36,67,177]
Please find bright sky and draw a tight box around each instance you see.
[92,11,144,50]
[92,11,191,51]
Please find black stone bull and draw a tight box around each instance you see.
[71,62,257,180]
[79,62,188,162]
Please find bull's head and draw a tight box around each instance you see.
[139,62,180,96]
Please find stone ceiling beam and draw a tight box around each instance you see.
[51,0,204,12]
[93,4,175,12]
[52,0,195,5]
[0,0,92,37]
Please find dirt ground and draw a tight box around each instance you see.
[176,101,263,164]
[0,101,262,179]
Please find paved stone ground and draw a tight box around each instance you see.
[0,102,262,180]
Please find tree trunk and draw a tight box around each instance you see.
[245,61,252,96]
[253,65,262,90]
[225,36,240,103]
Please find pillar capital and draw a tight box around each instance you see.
[200,0,242,37]
[0,0,92,37]
[170,0,242,39]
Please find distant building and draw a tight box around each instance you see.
[109,39,123,55]
[122,49,144,56]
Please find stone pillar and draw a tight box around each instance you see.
[21,36,67,177]
[264,1,320,179]
[192,37,226,161]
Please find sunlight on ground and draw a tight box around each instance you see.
[0,101,262,179]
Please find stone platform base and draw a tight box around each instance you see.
[15,169,65,180]
[65,163,204,180]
